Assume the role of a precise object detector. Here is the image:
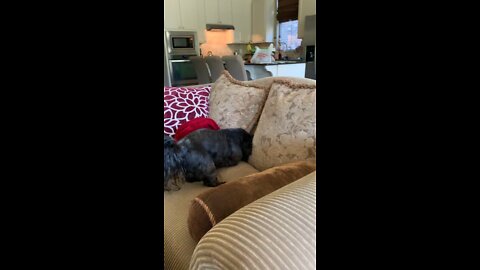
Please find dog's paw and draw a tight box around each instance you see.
[164,185,181,192]
[204,178,225,187]
[206,181,225,187]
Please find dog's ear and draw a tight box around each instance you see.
[247,131,253,140]
[241,130,253,161]
[242,129,253,142]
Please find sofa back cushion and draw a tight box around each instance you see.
[249,78,316,171]
[208,71,271,133]
[163,85,212,137]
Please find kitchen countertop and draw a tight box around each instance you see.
[244,61,306,65]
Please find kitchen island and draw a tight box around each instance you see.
[244,61,306,80]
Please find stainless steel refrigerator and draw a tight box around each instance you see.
[303,15,316,80]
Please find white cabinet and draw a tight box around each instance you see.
[245,63,306,80]
[266,64,306,78]
[165,0,251,44]
[251,0,275,43]
[180,0,199,30]
[205,0,232,24]
[277,63,306,78]
[232,0,252,43]
[164,0,199,30]
[298,0,316,38]
[218,0,233,24]
[196,0,207,44]
[205,0,219,24]
[164,0,181,30]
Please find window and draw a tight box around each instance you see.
[276,0,301,52]
[278,20,302,51]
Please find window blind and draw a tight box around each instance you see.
[277,0,299,22]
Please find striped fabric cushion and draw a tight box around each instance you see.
[189,171,316,270]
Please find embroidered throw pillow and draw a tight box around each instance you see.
[248,78,316,171]
[163,85,211,137]
[208,71,269,132]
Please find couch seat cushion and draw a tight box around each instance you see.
[216,162,260,182]
[164,161,259,270]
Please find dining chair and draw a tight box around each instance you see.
[222,55,248,81]
[189,56,211,84]
[205,56,225,83]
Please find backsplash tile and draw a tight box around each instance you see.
[199,30,234,57]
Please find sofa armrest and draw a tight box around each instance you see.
[189,171,316,270]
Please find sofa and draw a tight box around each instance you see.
[164,71,316,270]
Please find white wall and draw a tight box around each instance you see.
[298,0,316,38]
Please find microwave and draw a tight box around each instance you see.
[165,31,198,57]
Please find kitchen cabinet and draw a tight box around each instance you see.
[277,63,306,77]
[205,0,219,24]
[298,0,316,38]
[180,0,199,30]
[232,0,252,43]
[164,0,181,30]
[205,0,232,24]
[164,0,199,31]
[245,63,306,80]
[196,0,207,43]
[251,0,275,43]
[219,0,233,24]
[165,0,253,44]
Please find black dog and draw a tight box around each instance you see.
[164,128,253,191]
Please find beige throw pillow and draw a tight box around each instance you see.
[249,78,316,171]
[208,71,270,133]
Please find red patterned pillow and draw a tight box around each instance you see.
[164,85,212,137]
